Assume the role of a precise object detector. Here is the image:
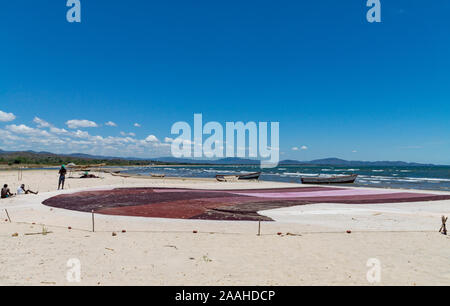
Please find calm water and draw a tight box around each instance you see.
[123,165,450,191]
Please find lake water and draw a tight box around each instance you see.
[122,165,450,191]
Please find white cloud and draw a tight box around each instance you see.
[6,124,52,137]
[50,127,69,134]
[120,131,136,137]
[0,110,16,122]
[32,117,70,136]
[352,150,358,153]
[73,130,90,138]
[66,119,99,129]
[145,135,159,142]
[33,117,51,128]
[3,130,23,142]
[164,137,174,143]
[1,115,177,158]
[134,123,141,127]
[292,145,308,151]
[105,121,117,127]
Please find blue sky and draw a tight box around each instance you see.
[0,1,449,164]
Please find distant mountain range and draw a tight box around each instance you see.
[153,157,437,167]
[279,158,437,167]
[0,149,441,167]
[0,149,142,161]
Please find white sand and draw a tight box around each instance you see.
[1,169,450,286]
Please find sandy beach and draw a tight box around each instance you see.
[1,169,450,286]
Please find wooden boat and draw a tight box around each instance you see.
[216,172,261,182]
[301,174,358,184]
[216,175,239,182]
[150,173,165,178]
[238,172,261,180]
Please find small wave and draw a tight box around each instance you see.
[284,172,318,177]
[415,177,450,182]
[392,178,424,183]
[213,170,236,174]
[366,177,393,181]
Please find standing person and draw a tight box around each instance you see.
[1,184,14,199]
[17,184,38,195]
[58,165,67,190]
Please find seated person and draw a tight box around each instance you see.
[17,184,38,195]
[80,171,99,179]
[1,184,14,199]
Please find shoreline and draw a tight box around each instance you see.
[2,165,449,192]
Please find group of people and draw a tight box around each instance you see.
[0,165,67,200]
[1,184,38,199]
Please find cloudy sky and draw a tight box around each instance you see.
[1,1,449,163]
[0,113,172,157]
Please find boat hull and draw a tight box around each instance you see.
[216,172,261,182]
[301,174,358,184]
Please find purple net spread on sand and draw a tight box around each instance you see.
[42,187,450,221]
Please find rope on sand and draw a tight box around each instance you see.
[5,219,447,237]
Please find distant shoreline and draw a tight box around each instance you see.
[1,149,448,167]
[1,163,450,171]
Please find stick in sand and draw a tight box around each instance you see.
[257,220,261,236]
[91,210,95,232]
[25,231,53,236]
[5,209,11,223]
[17,167,23,181]
[439,215,448,235]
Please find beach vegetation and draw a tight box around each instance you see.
[0,151,172,167]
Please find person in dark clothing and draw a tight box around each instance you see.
[1,184,14,199]
[58,165,67,190]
